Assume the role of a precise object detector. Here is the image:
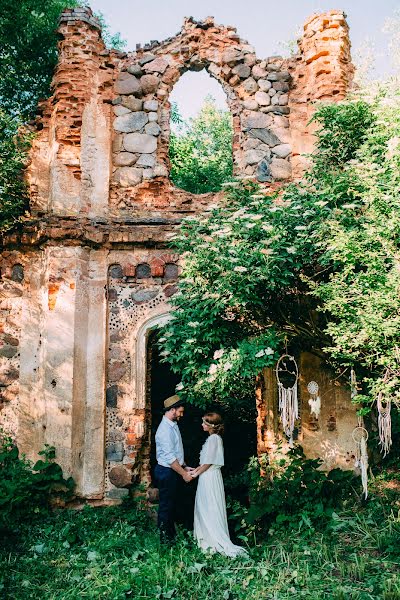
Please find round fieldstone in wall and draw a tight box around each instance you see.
[114,152,138,167]
[258,79,272,91]
[241,111,271,130]
[115,72,141,96]
[272,143,291,158]
[136,154,156,167]
[232,63,251,79]
[114,111,148,133]
[135,263,151,278]
[109,264,123,278]
[122,97,143,112]
[131,289,159,303]
[143,99,158,111]
[11,264,24,283]
[254,91,271,106]
[127,64,143,76]
[164,264,179,280]
[140,74,159,94]
[144,122,161,136]
[249,128,281,146]
[109,465,133,488]
[252,65,267,79]
[256,160,272,182]
[269,158,292,180]
[106,385,118,408]
[124,133,157,154]
[114,167,143,186]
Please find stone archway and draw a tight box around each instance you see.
[104,255,179,499]
[132,309,172,484]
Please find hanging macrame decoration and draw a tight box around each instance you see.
[352,422,369,499]
[350,368,368,498]
[276,354,299,448]
[377,391,392,457]
[307,381,321,418]
[350,368,358,401]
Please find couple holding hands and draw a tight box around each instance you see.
[154,394,247,558]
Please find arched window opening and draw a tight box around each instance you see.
[169,70,233,195]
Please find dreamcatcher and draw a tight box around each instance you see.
[276,354,299,448]
[307,381,321,419]
[352,421,369,499]
[377,369,392,457]
[350,369,368,499]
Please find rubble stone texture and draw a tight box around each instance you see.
[0,7,356,500]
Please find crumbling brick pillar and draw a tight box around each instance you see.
[28,7,115,217]
[288,10,354,178]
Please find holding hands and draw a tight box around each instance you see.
[190,464,211,478]
[181,466,200,482]
[182,465,196,482]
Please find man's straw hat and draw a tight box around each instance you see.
[164,394,181,410]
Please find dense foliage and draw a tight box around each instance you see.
[1,483,399,599]
[161,85,400,420]
[0,111,31,230]
[169,97,233,194]
[0,0,125,120]
[0,0,73,119]
[228,448,356,538]
[311,85,400,407]
[0,433,74,530]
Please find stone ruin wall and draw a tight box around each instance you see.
[0,7,356,499]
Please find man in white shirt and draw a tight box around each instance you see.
[155,394,193,542]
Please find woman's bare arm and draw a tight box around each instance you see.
[192,464,211,477]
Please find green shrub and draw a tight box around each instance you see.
[0,432,75,530]
[228,447,356,539]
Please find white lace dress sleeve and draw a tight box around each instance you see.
[200,434,224,467]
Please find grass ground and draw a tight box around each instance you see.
[1,478,400,600]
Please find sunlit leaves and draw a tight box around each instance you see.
[162,90,400,412]
[169,97,233,194]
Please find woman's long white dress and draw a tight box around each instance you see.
[193,434,247,558]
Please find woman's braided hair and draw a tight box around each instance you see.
[203,412,224,436]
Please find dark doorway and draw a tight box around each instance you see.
[148,329,257,529]
[148,330,203,527]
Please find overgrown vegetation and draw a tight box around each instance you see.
[0,111,31,230]
[1,483,399,599]
[227,449,356,539]
[0,0,125,120]
[160,84,400,421]
[0,433,74,531]
[169,97,233,194]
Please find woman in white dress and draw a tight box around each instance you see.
[191,412,247,558]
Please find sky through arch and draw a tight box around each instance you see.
[169,69,228,122]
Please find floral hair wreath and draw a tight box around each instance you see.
[202,418,217,428]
